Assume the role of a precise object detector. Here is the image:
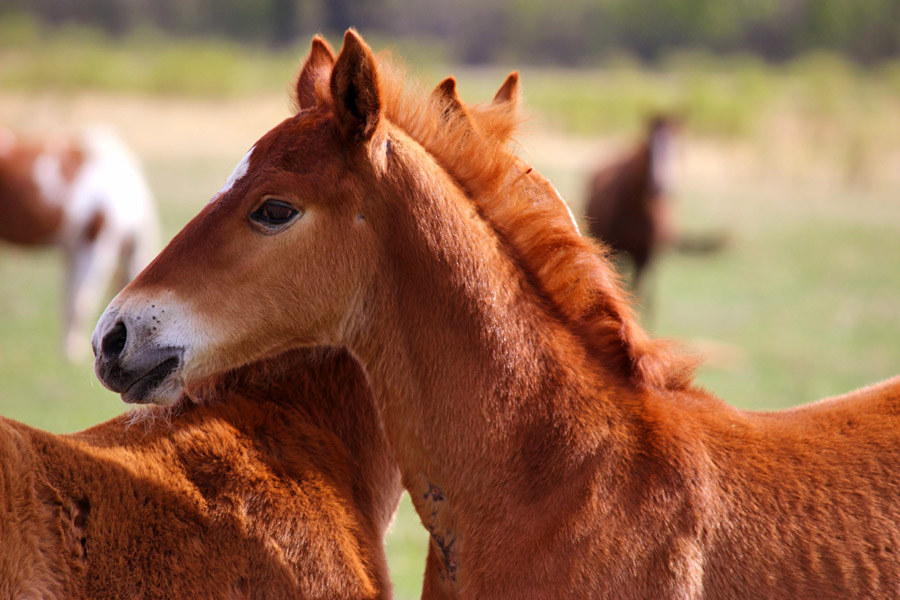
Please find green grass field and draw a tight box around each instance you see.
[1,40,899,598]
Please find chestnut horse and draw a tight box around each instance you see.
[94,31,900,598]
[2,348,401,599]
[0,126,158,360]
[585,116,727,296]
[585,114,679,291]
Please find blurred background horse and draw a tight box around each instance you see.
[585,114,680,292]
[0,126,158,360]
[585,114,728,299]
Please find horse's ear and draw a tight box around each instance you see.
[295,36,335,111]
[492,72,519,107]
[330,29,381,145]
[432,77,462,110]
[430,76,472,123]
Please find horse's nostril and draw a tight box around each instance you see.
[101,320,128,359]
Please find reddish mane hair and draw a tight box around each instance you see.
[311,55,697,390]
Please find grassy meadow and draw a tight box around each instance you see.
[1,29,899,599]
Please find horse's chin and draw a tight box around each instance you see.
[121,367,184,406]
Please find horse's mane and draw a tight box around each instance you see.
[318,54,697,390]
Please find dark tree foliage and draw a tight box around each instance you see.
[271,0,299,47]
[2,0,898,64]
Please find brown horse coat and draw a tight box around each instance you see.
[1,348,401,599]
[92,32,900,599]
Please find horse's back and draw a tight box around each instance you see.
[0,404,392,599]
[0,418,83,599]
[0,128,156,247]
[810,373,900,411]
[697,376,900,598]
[754,374,900,438]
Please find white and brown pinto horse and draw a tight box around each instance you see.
[2,348,401,599]
[0,126,158,360]
[94,32,900,598]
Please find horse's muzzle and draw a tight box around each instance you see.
[93,309,184,404]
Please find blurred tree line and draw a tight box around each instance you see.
[3,0,899,64]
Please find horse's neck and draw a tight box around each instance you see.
[200,351,403,533]
[281,351,404,533]
[351,175,633,517]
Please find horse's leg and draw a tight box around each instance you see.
[631,252,656,331]
[640,263,657,332]
[63,230,121,361]
[630,245,651,294]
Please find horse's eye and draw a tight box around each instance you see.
[250,199,300,229]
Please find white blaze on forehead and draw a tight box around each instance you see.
[211,146,254,203]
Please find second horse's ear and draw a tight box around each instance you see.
[430,76,473,125]
[330,29,382,145]
[492,72,519,108]
[295,36,335,111]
